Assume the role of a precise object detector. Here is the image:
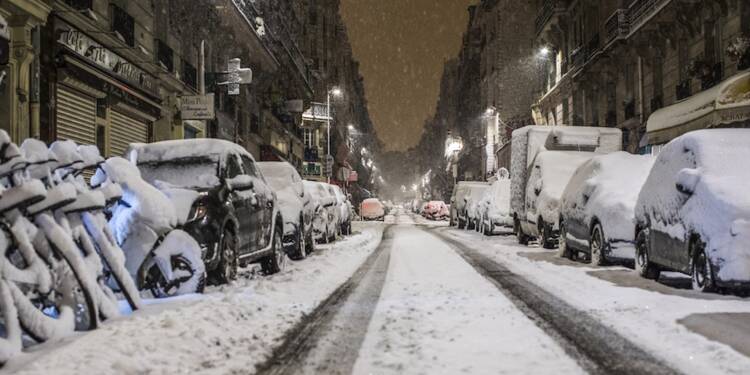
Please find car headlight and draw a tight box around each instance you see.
[189,203,209,221]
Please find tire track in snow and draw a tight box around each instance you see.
[256,225,394,375]
[431,227,681,375]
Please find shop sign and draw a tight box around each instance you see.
[181,94,215,120]
[56,22,157,96]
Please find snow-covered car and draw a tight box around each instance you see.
[634,130,750,292]
[303,181,338,243]
[128,139,286,282]
[558,152,655,265]
[328,184,352,235]
[257,162,315,260]
[361,198,386,221]
[450,181,490,228]
[422,201,448,220]
[476,178,512,235]
[464,184,490,230]
[520,151,598,248]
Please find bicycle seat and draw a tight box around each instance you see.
[26,181,77,216]
[20,138,59,181]
[0,179,47,215]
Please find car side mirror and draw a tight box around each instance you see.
[227,175,254,191]
[676,168,700,196]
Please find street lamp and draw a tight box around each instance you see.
[326,87,343,183]
[538,46,550,58]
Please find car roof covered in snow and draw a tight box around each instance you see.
[127,139,252,164]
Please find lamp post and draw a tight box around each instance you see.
[326,87,342,183]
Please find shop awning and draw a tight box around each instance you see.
[646,70,750,145]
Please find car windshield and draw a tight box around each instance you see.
[257,164,292,191]
[139,156,220,189]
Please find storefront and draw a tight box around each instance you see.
[48,19,160,156]
[645,70,750,152]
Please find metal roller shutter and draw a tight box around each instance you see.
[56,85,96,146]
[110,110,149,157]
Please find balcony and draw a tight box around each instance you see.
[535,0,568,37]
[605,9,629,45]
[627,0,672,36]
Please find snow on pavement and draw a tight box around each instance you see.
[352,225,583,374]
[443,228,750,375]
[5,223,384,375]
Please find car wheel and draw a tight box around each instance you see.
[458,218,465,229]
[635,229,660,280]
[691,239,716,293]
[515,218,529,245]
[290,226,307,261]
[261,227,287,275]
[541,222,556,249]
[557,220,572,259]
[305,230,316,254]
[590,224,607,266]
[213,228,238,285]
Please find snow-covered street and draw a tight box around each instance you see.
[6,210,750,374]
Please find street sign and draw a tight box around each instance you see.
[218,58,253,96]
[180,94,215,120]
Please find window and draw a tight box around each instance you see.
[241,155,259,178]
[157,40,174,72]
[182,59,197,90]
[111,5,135,47]
[65,0,93,10]
[225,154,242,179]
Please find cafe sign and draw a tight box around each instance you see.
[180,94,215,120]
[56,22,157,96]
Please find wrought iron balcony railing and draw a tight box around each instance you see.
[605,9,629,45]
[627,0,672,36]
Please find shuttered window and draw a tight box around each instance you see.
[56,85,97,146]
[110,111,149,157]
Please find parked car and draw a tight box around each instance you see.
[422,201,448,220]
[128,139,286,283]
[257,162,315,260]
[329,184,353,235]
[303,181,338,243]
[465,184,490,230]
[634,130,750,292]
[449,181,490,228]
[510,126,622,248]
[361,198,386,221]
[476,177,512,235]
[558,152,655,265]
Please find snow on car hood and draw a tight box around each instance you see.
[153,180,203,225]
[636,130,750,281]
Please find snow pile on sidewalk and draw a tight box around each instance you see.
[8,224,384,375]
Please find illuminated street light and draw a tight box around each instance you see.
[538,46,550,58]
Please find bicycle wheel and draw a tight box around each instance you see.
[0,279,22,364]
[81,212,141,311]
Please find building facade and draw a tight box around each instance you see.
[1,0,376,184]
[535,0,750,152]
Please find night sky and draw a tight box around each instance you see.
[340,0,476,152]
